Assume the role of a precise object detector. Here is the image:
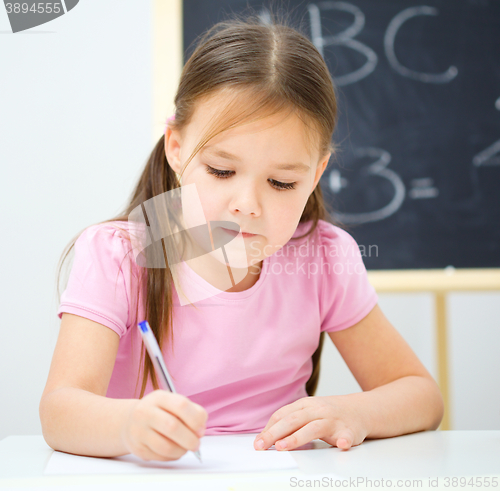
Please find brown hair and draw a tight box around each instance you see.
[56,8,340,400]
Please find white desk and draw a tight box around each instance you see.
[1,431,499,490]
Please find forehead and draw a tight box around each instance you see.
[184,90,319,163]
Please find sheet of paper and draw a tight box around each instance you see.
[44,434,298,475]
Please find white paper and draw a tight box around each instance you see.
[44,434,298,475]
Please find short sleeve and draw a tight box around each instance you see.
[319,221,378,332]
[57,223,133,338]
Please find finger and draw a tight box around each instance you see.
[254,407,317,451]
[144,428,189,460]
[134,445,173,461]
[334,429,356,451]
[149,405,201,453]
[273,419,328,451]
[154,391,208,435]
[258,397,315,436]
[259,409,287,436]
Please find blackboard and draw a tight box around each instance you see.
[183,0,500,270]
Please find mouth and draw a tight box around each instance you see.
[220,227,258,239]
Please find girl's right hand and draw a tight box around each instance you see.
[120,390,208,461]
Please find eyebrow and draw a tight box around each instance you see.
[201,146,311,173]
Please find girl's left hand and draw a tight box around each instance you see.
[253,395,370,452]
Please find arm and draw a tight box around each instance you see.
[253,304,444,451]
[39,313,138,457]
[40,312,207,460]
[327,304,444,439]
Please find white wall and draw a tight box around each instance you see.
[1,1,499,443]
[447,292,500,430]
[0,1,153,441]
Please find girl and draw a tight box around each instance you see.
[39,12,444,462]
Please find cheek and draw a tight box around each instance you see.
[267,196,308,245]
[198,187,221,223]
[272,196,306,224]
[184,172,223,223]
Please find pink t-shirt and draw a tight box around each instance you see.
[57,219,378,435]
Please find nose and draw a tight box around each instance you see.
[229,183,262,217]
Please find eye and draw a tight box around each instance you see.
[268,179,296,191]
[205,165,296,191]
[205,165,233,179]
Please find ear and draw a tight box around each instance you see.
[311,152,331,193]
[164,125,183,175]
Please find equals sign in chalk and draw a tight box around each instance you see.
[408,178,439,199]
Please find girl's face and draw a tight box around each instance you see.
[164,94,331,270]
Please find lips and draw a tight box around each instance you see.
[221,227,257,238]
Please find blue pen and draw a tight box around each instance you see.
[138,320,202,462]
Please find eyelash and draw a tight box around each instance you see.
[205,165,296,191]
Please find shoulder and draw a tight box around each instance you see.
[79,220,135,242]
[317,220,362,255]
[275,219,363,278]
[74,220,140,272]
[284,219,368,275]
[288,219,359,251]
[59,221,140,336]
[78,220,145,245]
[315,220,378,332]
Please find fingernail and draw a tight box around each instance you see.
[277,440,287,449]
[256,438,265,449]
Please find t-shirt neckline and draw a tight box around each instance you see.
[177,253,272,302]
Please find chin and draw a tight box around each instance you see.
[206,248,249,269]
